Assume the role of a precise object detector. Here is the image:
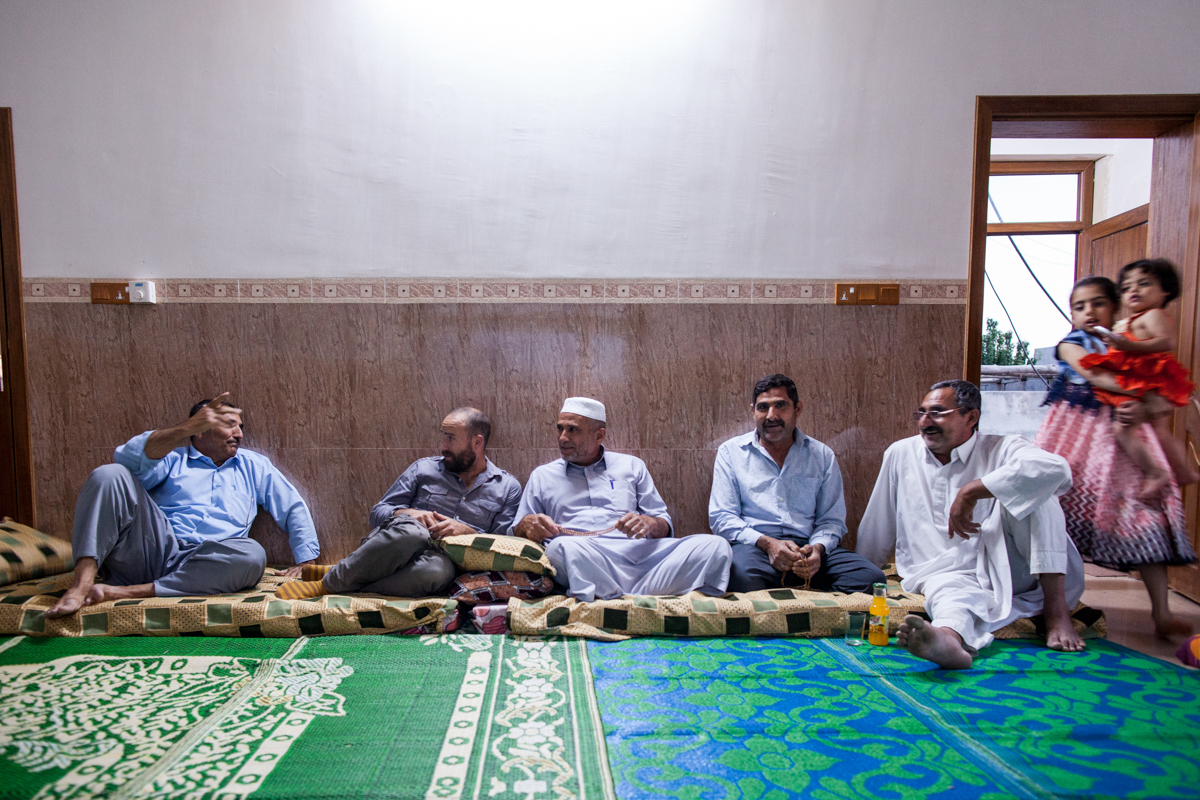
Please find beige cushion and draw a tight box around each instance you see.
[0,520,74,586]
[0,570,458,638]
[440,534,555,576]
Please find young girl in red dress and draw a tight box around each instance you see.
[1081,259,1198,501]
[1036,275,1196,638]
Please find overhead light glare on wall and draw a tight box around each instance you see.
[367,0,699,60]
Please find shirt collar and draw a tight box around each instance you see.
[924,432,979,466]
[438,455,501,484]
[564,447,607,474]
[187,444,236,468]
[747,427,805,459]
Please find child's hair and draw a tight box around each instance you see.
[1070,275,1119,306]
[1117,258,1180,305]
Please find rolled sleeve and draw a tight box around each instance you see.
[256,467,320,563]
[113,431,174,490]
[708,446,759,545]
[979,439,1072,521]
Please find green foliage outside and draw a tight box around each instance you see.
[982,318,1030,366]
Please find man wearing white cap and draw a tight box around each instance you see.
[513,397,732,601]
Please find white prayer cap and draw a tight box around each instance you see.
[560,397,606,423]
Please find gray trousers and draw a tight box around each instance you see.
[323,515,456,597]
[72,464,266,597]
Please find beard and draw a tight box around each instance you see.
[442,449,477,474]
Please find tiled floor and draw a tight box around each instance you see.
[1080,564,1200,669]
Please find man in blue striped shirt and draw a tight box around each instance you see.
[709,374,884,594]
[48,394,318,617]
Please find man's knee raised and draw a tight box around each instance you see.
[86,463,137,491]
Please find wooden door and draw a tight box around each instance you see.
[1149,113,1200,602]
[1076,203,1149,285]
[0,108,35,525]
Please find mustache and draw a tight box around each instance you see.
[921,425,943,436]
[762,420,784,427]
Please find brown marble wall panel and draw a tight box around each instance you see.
[24,302,965,563]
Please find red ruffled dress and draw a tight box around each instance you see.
[1034,328,1196,570]
[1078,311,1194,407]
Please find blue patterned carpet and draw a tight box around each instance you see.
[588,637,1200,800]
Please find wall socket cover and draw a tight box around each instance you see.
[128,281,157,303]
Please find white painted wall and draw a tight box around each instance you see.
[2,1,1198,280]
[991,138,1154,223]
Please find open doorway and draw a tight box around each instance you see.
[965,95,1200,604]
[980,140,1153,390]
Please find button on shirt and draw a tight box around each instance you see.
[114,431,320,563]
[856,433,1072,573]
[513,449,672,534]
[708,429,847,551]
[370,456,522,534]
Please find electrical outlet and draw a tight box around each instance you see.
[91,282,130,304]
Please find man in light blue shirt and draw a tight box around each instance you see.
[709,374,884,594]
[48,394,318,617]
[514,397,731,601]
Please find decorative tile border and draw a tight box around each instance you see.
[22,278,968,305]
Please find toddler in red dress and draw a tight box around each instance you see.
[1081,259,1198,500]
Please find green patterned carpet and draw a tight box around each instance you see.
[587,637,1200,800]
[0,634,612,800]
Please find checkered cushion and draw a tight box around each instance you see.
[508,575,1107,643]
[440,534,555,576]
[0,520,74,586]
[0,570,459,638]
[507,586,927,641]
[449,570,555,606]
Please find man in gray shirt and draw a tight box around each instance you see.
[275,407,521,600]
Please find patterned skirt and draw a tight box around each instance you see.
[1035,400,1197,570]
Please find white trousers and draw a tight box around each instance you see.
[910,498,1085,652]
[544,533,732,602]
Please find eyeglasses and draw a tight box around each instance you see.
[912,407,963,422]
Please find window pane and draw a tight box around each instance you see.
[983,234,1076,357]
[987,173,1079,223]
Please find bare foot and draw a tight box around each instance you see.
[1137,471,1171,504]
[85,583,155,605]
[1154,613,1194,639]
[1045,616,1086,652]
[46,578,94,619]
[897,614,974,669]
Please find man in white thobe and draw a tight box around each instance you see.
[513,397,732,602]
[857,380,1086,669]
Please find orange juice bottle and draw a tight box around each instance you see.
[868,582,890,646]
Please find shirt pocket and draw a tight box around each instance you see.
[609,479,640,515]
[461,496,503,532]
[416,483,451,517]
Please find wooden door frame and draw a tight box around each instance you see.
[0,108,35,525]
[964,94,1200,383]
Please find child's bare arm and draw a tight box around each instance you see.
[1099,308,1176,353]
[1058,342,1135,394]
